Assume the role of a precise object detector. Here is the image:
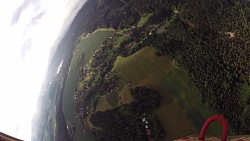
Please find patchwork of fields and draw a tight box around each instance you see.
[112,47,221,140]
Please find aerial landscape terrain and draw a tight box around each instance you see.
[32,0,250,141]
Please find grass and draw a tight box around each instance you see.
[95,96,114,112]
[116,28,130,35]
[112,46,221,140]
[160,68,222,137]
[62,29,115,141]
[137,13,153,27]
[112,47,160,85]
[79,28,115,40]
[95,82,133,112]
[106,92,120,107]
[117,85,133,105]
[113,35,130,49]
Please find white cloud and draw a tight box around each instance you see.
[0,0,85,140]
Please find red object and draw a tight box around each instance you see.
[146,129,151,135]
[146,129,154,141]
[198,115,228,141]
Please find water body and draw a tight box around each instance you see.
[62,30,115,141]
[62,59,95,141]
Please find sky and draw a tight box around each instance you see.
[0,0,84,140]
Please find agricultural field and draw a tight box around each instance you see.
[112,46,221,140]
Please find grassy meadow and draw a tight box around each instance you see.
[112,46,221,140]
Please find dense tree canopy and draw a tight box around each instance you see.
[90,87,163,141]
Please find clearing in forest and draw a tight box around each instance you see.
[112,46,221,140]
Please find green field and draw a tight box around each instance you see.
[95,96,114,112]
[62,29,115,141]
[112,47,221,140]
[95,82,134,112]
[113,35,130,49]
[137,13,153,27]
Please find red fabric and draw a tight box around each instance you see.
[198,115,228,141]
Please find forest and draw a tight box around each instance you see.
[90,87,164,141]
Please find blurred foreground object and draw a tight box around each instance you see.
[0,132,22,141]
[174,115,250,141]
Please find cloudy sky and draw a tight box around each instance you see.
[0,0,85,140]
